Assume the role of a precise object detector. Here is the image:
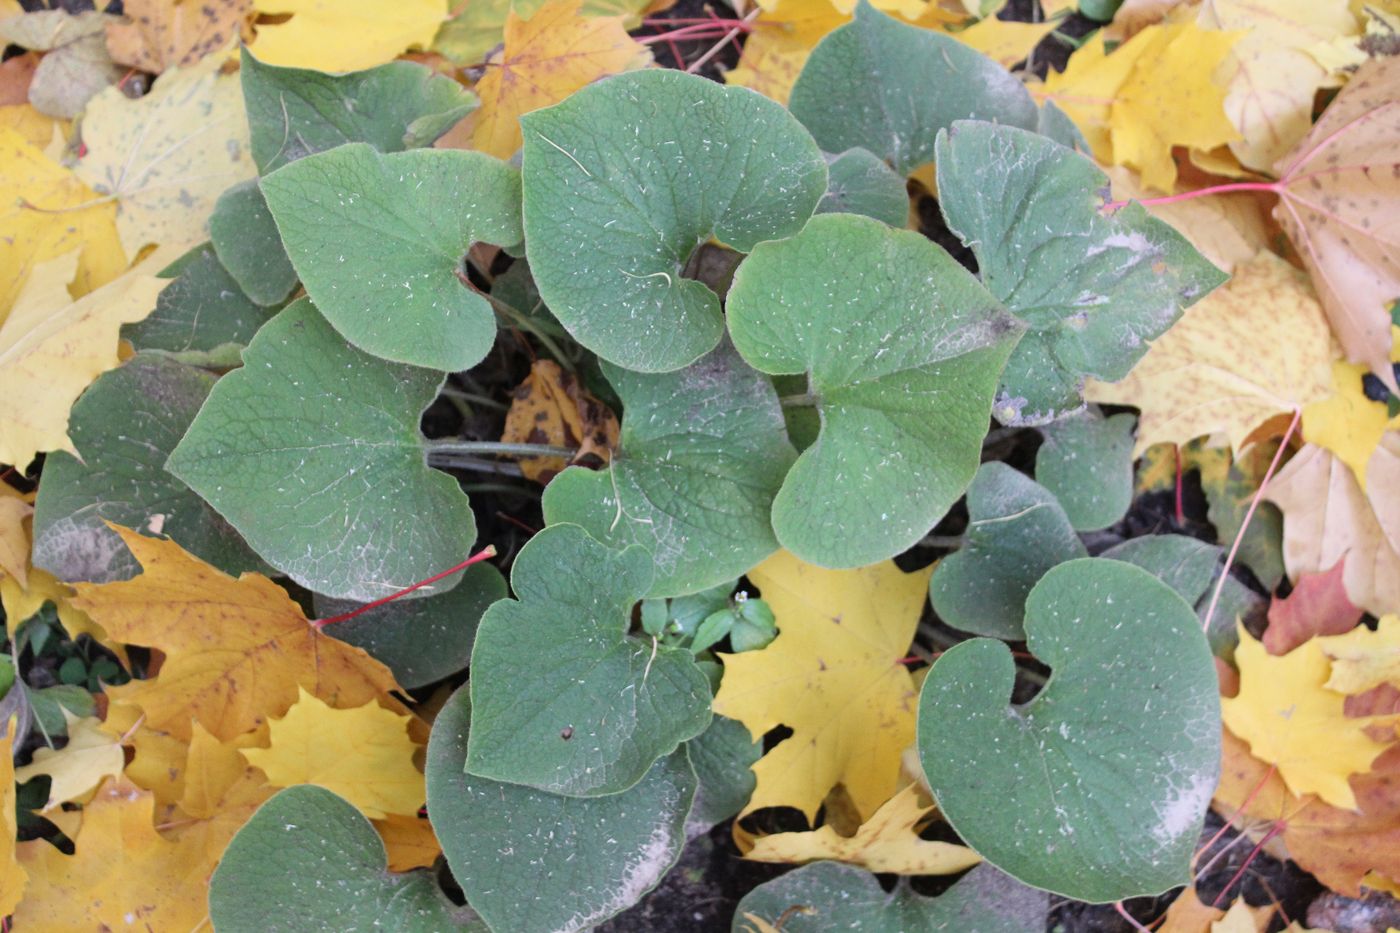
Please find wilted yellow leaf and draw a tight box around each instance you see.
[1318,615,1400,696]
[0,250,165,471]
[501,358,618,483]
[242,687,424,820]
[1303,340,1400,489]
[70,526,405,741]
[0,724,27,917]
[1222,624,1396,809]
[1085,251,1336,456]
[471,0,651,159]
[0,566,108,647]
[1161,886,1225,933]
[374,813,442,871]
[1211,898,1275,933]
[712,550,933,822]
[744,783,980,874]
[954,15,1056,67]
[249,0,447,72]
[73,55,255,256]
[0,482,31,587]
[105,0,251,73]
[163,722,274,871]
[14,711,125,810]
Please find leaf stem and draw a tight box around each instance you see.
[426,440,578,459]
[778,392,818,408]
[440,386,508,411]
[919,534,965,549]
[483,292,577,373]
[313,545,498,629]
[1102,180,1281,213]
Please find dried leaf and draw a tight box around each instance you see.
[1319,615,1400,696]
[1263,559,1364,655]
[105,0,252,73]
[249,0,448,72]
[14,711,124,810]
[501,359,619,483]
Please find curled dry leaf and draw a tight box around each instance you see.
[1271,55,1400,390]
[500,359,619,483]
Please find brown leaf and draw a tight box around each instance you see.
[105,0,252,73]
[500,359,619,484]
[1160,885,1225,933]
[0,52,38,106]
[1263,559,1364,656]
[1272,56,1400,391]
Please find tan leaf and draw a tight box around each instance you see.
[14,711,125,810]
[105,0,252,73]
[501,359,619,483]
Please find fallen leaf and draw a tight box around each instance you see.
[0,724,27,917]
[14,710,125,810]
[102,701,190,807]
[105,0,252,73]
[1302,331,1400,488]
[242,687,425,820]
[0,482,31,587]
[1104,0,1185,40]
[501,359,618,482]
[373,813,442,871]
[471,0,651,159]
[1222,624,1396,809]
[743,783,981,874]
[0,11,125,119]
[0,102,61,151]
[1084,251,1336,456]
[954,15,1056,67]
[1212,898,1276,933]
[249,0,447,72]
[1266,436,1400,618]
[1105,165,1272,272]
[161,722,274,873]
[0,125,126,314]
[1199,0,1359,172]
[1161,886,1225,933]
[0,567,107,645]
[13,778,210,931]
[0,250,165,472]
[1263,559,1364,655]
[1271,56,1400,390]
[0,51,37,105]
[69,526,405,741]
[1318,615,1400,696]
[1216,727,1400,897]
[712,550,933,822]
[73,55,256,257]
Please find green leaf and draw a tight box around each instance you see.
[167,298,477,602]
[467,524,712,796]
[788,1,1038,176]
[261,143,523,371]
[918,558,1221,902]
[817,148,908,227]
[208,180,298,307]
[312,562,507,689]
[727,212,1022,568]
[210,785,481,933]
[1203,451,1286,591]
[120,244,279,367]
[541,341,796,596]
[427,684,695,932]
[240,48,477,174]
[1038,100,1089,152]
[929,463,1087,640]
[521,69,827,373]
[685,714,759,835]
[32,354,262,584]
[1035,408,1136,531]
[733,862,1048,932]
[936,120,1227,425]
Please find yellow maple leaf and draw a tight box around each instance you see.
[250,0,446,72]
[1211,898,1275,933]
[0,102,63,152]
[1038,32,1139,163]
[373,813,442,871]
[14,710,125,810]
[70,526,405,742]
[161,722,274,875]
[712,550,933,822]
[0,125,125,314]
[0,482,32,587]
[954,15,1057,67]
[1222,624,1396,810]
[14,778,209,931]
[73,55,255,257]
[1197,0,1359,172]
[470,0,651,159]
[744,783,980,874]
[1160,886,1224,932]
[242,687,424,820]
[1302,328,1400,490]
[102,700,190,806]
[0,250,165,472]
[0,724,27,917]
[1085,251,1337,457]
[1318,615,1400,696]
[0,567,109,646]
[1266,437,1400,618]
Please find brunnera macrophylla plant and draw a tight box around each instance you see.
[35,3,1229,928]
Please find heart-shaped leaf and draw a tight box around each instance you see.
[167,298,478,602]
[817,148,908,227]
[789,0,1038,176]
[685,714,759,836]
[1035,408,1136,531]
[541,341,796,596]
[313,562,507,689]
[466,523,712,796]
[261,143,522,371]
[120,245,280,367]
[209,785,480,932]
[427,684,695,932]
[936,120,1227,425]
[241,48,477,174]
[521,68,827,373]
[918,558,1221,902]
[727,211,1022,568]
[208,180,298,307]
[929,463,1086,640]
[33,354,261,584]
[733,862,1048,932]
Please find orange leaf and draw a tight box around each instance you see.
[501,359,618,483]
[1262,559,1363,656]
[105,0,252,73]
